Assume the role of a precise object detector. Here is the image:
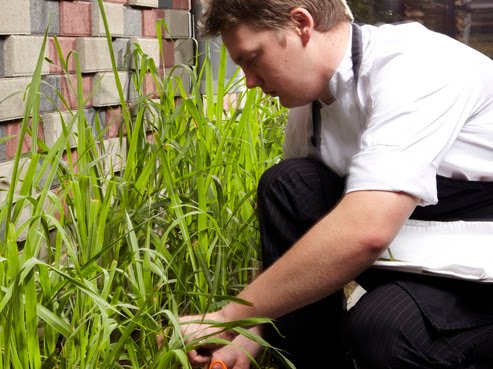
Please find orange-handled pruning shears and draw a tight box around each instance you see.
[209,360,227,369]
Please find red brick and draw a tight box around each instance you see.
[162,40,174,67]
[61,74,93,110]
[60,2,92,36]
[144,72,159,98]
[142,9,165,38]
[105,106,125,138]
[173,0,191,10]
[49,37,77,74]
[4,120,44,159]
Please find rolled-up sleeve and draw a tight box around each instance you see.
[345,31,481,206]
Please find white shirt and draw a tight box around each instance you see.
[284,22,493,281]
[284,22,493,207]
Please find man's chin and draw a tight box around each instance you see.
[278,96,309,109]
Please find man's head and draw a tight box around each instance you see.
[199,0,353,38]
[203,1,354,108]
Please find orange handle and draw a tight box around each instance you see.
[209,360,227,369]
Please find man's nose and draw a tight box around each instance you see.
[243,69,262,89]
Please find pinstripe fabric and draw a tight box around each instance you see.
[257,158,493,369]
[344,282,493,368]
[258,158,345,269]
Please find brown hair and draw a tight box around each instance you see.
[199,0,354,38]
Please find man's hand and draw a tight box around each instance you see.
[179,310,235,366]
[179,312,263,369]
[209,331,263,369]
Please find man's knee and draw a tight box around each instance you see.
[258,158,320,200]
[257,158,343,219]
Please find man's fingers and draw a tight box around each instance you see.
[188,349,211,366]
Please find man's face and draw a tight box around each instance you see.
[221,23,318,108]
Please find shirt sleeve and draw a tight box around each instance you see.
[347,28,482,206]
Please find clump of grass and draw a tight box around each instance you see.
[0,1,288,368]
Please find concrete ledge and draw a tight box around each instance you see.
[0,157,30,202]
[0,0,31,35]
[92,71,131,106]
[3,36,49,77]
[129,0,159,8]
[0,77,31,121]
[76,37,113,73]
[130,37,161,69]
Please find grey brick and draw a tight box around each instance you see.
[0,38,4,78]
[164,10,192,39]
[37,157,60,190]
[40,75,61,113]
[158,0,173,8]
[95,108,107,136]
[92,3,125,38]
[112,38,131,71]
[30,0,60,35]
[175,38,195,66]
[84,108,104,136]
[124,7,142,37]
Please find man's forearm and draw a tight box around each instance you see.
[221,190,418,321]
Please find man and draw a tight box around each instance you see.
[179,1,493,368]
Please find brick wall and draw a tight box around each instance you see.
[0,0,195,175]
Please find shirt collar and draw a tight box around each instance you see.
[326,27,355,105]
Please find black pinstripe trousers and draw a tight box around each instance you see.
[257,158,493,369]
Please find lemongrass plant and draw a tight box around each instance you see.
[0,1,290,368]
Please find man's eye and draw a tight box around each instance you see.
[249,55,258,66]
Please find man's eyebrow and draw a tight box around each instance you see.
[230,54,244,65]
[233,51,259,66]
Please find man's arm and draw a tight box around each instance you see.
[220,190,418,321]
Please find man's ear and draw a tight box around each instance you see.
[289,7,315,45]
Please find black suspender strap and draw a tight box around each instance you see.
[351,23,363,84]
[311,100,323,148]
[311,23,363,148]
